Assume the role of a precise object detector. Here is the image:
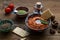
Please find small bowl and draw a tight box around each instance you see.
[0,19,14,32]
[25,13,49,32]
[16,6,29,18]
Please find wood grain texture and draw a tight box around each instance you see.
[0,0,60,40]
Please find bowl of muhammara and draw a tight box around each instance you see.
[25,13,49,31]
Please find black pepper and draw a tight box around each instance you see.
[50,29,56,34]
[52,20,58,29]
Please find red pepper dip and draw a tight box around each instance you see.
[28,14,48,30]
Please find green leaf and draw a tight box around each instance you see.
[41,20,48,25]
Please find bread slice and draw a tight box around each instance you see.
[41,9,54,20]
[12,27,29,37]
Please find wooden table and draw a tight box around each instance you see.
[0,0,60,40]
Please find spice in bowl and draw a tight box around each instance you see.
[0,23,11,29]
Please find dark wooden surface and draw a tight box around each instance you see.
[0,0,60,40]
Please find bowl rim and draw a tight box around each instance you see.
[25,13,49,31]
[16,6,29,11]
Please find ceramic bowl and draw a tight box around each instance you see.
[16,6,29,18]
[0,19,14,32]
[25,13,49,32]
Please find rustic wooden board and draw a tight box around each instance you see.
[0,0,60,40]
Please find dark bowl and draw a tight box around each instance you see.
[0,19,14,32]
[25,13,49,32]
[16,6,29,18]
